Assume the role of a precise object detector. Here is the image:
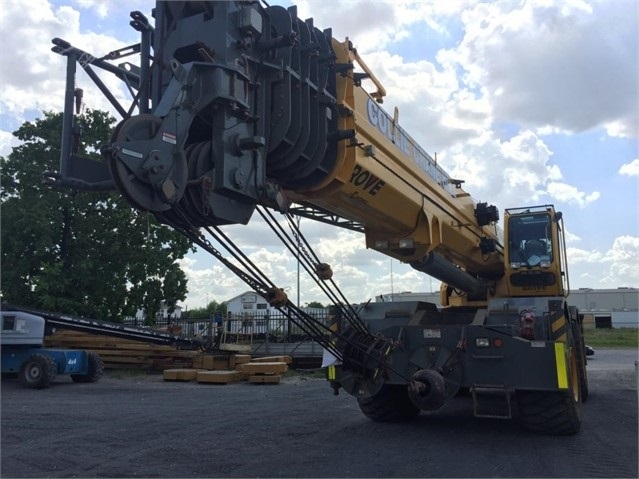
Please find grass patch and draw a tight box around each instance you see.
[583,327,638,348]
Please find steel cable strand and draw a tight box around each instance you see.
[256,207,367,333]
[283,211,367,331]
[167,207,410,381]
[183,224,411,380]
[278,209,354,312]
[256,209,414,378]
[161,207,339,353]
[260,206,368,333]
[204,225,342,352]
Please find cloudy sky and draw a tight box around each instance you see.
[1,0,637,309]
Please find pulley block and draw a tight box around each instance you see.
[266,287,288,308]
[315,262,333,280]
[107,114,187,212]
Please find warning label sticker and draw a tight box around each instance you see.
[162,132,177,144]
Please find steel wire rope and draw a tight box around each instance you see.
[200,220,372,364]
[207,209,416,380]
[282,211,368,331]
[169,203,341,356]
[164,205,417,380]
[258,206,368,333]
[207,220,415,382]
[259,207,351,320]
[253,207,364,342]
[204,223,344,356]
[254,208,418,382]
[191,223,414,379]
[165,211,344,359]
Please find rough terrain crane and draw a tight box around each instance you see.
[46,0,587,434]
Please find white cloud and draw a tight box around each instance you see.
[0,130,21,158]
[600,236,639,288]
[293,1,472,55]
[568,236,639,288]
[564,229,582,244]
[73,0,109,19]
[360,50,484,153]
[619,159,639,177]
[567,247,604,265]
[447,1,638,136]
[439,129,597,211]
[546,182,600,208]
[0,0,142,122]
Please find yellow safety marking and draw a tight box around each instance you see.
[551,314,567,342]
[327,366,336,380]
[554,342,568,390]
[551,317,565,333]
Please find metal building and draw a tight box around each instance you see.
[375,288,639,328]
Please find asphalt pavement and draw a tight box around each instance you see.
[1,348,637,478]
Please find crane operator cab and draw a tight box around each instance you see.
[504,205,569,298]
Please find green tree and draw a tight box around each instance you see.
[0,110,194,322]
[305,301,325,309]
[182,300,227,319]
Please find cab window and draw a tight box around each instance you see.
[508,214,553,266]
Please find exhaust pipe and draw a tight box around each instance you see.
[407,369,447,411]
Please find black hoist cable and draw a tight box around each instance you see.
[173,223,345,360]
[257,206,369,334]
[283,210,368,331]
[160,204,415,382]
[206,223,342,353]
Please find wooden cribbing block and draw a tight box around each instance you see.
[251,356,292,364]
[237,362,288,374]
[163,369,199,381]
[192,355,204,369]
[202,355,229,370]
[249,374,281,384]
[211,358,230,370]
[197,370,238,384]
[233,354,252,365]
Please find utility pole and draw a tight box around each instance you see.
[390,259,394,300]
[297,215,301,308]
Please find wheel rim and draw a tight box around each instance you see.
[26,363,42,381]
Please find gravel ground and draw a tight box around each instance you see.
[1,349,637,478]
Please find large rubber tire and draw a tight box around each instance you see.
[568,306,589,402]
[18,354,57,389]
[572,323,589,403]
[357,385,420,422]
[516,346,582,435]
[71,352,104,383]
[516,391,581,435]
